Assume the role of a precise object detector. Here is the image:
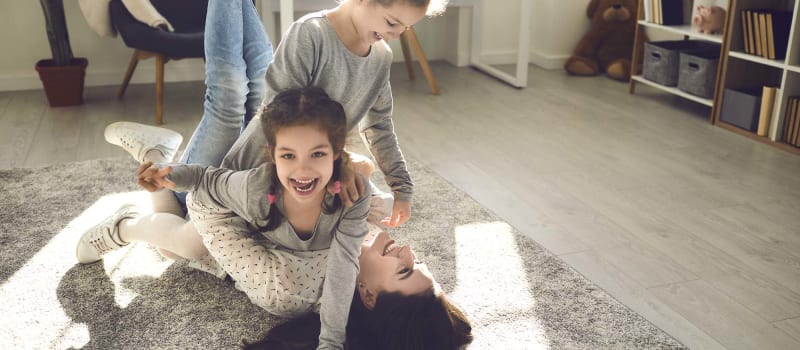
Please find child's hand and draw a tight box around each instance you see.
[330,156,366,207]
[336,171,365,207]
[380,199,411,227]
[135,161,176,192]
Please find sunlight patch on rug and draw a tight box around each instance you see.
[451,221,548,349]
[0,191,170,349]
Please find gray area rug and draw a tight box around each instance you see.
[0,157,686,349]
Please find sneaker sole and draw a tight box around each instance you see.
[104,122,183,162]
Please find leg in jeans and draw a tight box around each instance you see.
[174,0,272,206]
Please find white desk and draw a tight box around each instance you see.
[259,0,531,88]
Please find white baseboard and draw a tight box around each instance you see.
[1,52,571,92]
[1,60,206,92]
[475,49,569,71]
[529,51,569,71]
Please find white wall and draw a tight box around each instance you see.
[0,0,593,91]
[0,0,205,92]
[473,0,590,69]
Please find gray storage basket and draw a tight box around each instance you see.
[677,49,720,98]
[643,40,718,86]
[720,88,762,132]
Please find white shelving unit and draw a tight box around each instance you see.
[637,21,725,43]
[713,0,800,155]
[631,75,715,106]
[629,0,730,122]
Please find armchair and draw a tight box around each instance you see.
[111,0,208,125]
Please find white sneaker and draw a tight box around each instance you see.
[76,205,138,264]
[104,121,183,163]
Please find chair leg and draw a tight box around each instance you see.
[118,50,141,98]
[404,27,440,95]
[400,32,415,81]
[155,54,165,125]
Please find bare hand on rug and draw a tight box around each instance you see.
[135,161,175,191]
[382,199,411,227]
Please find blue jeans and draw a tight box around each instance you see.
[175,0,273,207]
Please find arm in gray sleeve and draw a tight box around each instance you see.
[359,83,413,202]
[264,19,316,91]
[167,163,270,223]
[317,176,372,349]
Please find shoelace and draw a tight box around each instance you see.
[89,230,116,254]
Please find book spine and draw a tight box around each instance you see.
[742,11,751,53]
[766,13,775,59]
[758,86,777,136]
[753,11,763,57]
[792,101,800,145]
[783,98,798,143]
[767,88,783,141]
[759,13,769,58]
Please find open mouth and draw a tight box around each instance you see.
[290,178,318,193]
[382,239,398,256]
[373,32,384,41]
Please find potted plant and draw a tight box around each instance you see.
[35,0,88,107]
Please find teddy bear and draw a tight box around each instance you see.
[564,0,639,81]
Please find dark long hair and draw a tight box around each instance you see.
[259,86,349,231]
[242,290,473,350]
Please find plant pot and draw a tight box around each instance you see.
[35,57,88,107]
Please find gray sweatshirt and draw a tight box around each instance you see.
[221,10,413,202]
[168,163,370,349]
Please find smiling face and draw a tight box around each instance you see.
[357,231,436,309]
[352,0,428,43]
[273,123,336,204]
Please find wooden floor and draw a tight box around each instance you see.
[3,63,800,349]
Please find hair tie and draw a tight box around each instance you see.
[267,193,276,204]
[332,181,341,194]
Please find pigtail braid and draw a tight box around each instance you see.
[262,163,284,232]
[323,150,351,214]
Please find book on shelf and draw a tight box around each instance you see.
[753,11,763,57]
[759,13,769,58]
[740,9,792,59]
[742,11,751,53]
[789,97,800,146]
[784,98,795,143]
[661,0,684,25]
[765,13,775,59]
[644,0,653,22]
[768,10,792,60]
[747,10,757,54]
[655,0,662,24]
[792,99,800,146]
[757,86,777,137]
[769,90,787,141]
[782,97,799,145]
[767,88,782,140]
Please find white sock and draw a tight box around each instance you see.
[151,189,184,217]
[118,213,207,259]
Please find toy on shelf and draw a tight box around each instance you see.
[692,5,726,34]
